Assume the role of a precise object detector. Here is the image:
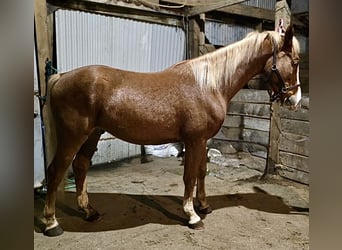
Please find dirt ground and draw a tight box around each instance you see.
[34,153,309,249]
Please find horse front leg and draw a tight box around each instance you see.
[196,143,212,214]
[72,128,103,221]
[183,139,207,229]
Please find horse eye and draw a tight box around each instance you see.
[291,58,300,66]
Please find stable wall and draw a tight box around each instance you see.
[213,89,270,173]
[212,89,309,184]
[277,97,309,184]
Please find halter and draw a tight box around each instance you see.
[266,40,301,102]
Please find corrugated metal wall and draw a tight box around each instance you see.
[242,0,276,10]
[295,33,308,54]
[55,9,185,164]
[205,20,308,54]
[205,1,275,47]
[55,10,185,73]
[205,20,255,46]
[34,45,45,187]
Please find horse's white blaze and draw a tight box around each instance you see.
[183,198,201,224]
[288,66,302,107]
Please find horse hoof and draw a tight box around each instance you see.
[85,211,101,222]
[199,206,212,214]
[44,225,64,237]
[188,220,204,230]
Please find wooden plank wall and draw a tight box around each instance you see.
[277,96,309,184]
[212,89,310,185]
[213,89,271,172]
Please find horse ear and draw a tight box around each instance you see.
[282,24,294,52]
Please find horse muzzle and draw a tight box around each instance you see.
[284,85,302,111]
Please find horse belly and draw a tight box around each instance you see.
[97,103,182,145]
[105,120,181,145]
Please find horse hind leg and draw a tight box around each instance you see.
[43,132,89,236]
[72,128,103,221]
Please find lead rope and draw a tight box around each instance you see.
[35,59,58,106]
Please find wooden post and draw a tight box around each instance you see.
[198,13,207,55]
[264,0,291,176]
[34,0,52,96]
[199,13,205,48]
[265,102,281,175]
[187,17,201,59]
[275,0,291,30]
[34,0,54,173]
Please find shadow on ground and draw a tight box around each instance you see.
[34,186,308,234]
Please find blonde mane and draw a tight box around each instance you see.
[189,30,300,91]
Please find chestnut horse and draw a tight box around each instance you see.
[42,26,301,236]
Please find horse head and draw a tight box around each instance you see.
[263,25,302,110]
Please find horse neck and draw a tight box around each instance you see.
[189,33,275,102]
[222,41,274,101]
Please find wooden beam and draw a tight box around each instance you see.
[47,0,184,26]
[162,0,208,6]
[164,0,303,26]
[48,0,183,16]
[48,0,306,28]
[186,0,247,17]
[163,0,242,7]
[220,4,274,21]
[218,4,304,27]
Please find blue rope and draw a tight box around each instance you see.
[36,59,58,104]
[45,59,58,79]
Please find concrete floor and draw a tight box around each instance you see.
[34,153,309,249]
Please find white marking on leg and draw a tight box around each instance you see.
[77,177,89,209]
[183,198,201,225]
[44,217,59,231]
